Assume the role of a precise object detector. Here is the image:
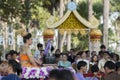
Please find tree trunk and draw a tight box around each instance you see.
[58,0,64,50]
[88,0,93,21]
[59,0,64,18]
[88,0,93,52]
[103,0,109,48]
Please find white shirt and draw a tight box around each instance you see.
[34,50,41,59]
[98,58,106,72]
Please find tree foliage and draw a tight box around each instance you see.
[0,0,22,22]
[110,0,120,12]
[77,0,103,20]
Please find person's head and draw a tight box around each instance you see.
[60,53,68,61]
[91,55,98,62]
[23,33,32,45]
[55,49,61,54]
[115,62,120,75]
[113,54,119,62]
[49,69,60,80]
[85,50,90,57]
[100,44,106,51]
[98,51,104,59]
[8,60,22,75]
[37,43,43,50]
[59,69,74,80]
[77,61,87,73]
[5,53,11,60]
[103,51,111,60]
[0,61,9,76]
[49,69,74,80]
[91,51,97,56]
[70,49,75,55]
[75,53,81,61]
[10,50,18,60]
[91,65,99,76]
[79,51,86,59]
[104,61,116,74]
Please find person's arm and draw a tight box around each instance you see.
[27,49,37,66]
[34,58,42,65]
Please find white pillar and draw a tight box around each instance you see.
[67,33,71,51]
[90,40,100,55]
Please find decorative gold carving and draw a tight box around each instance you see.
[58,13,87,30]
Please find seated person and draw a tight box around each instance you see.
[57,53,71,68]
[19,33,40,67]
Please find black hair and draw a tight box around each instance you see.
[113,54,119,61]
[70,49,75,52]
[60,53,68,57]
[104,51,112,58]
[9,50,18,56]
[37,43,43,49]
[85,50,90,54]
[77,61,87,70]
[100,44,106,49]
[78,51,86,57]
[55,49,60,52]
[91,55,98,62]
[115,62,120,71]
[49,69,74,80]
[23,33,32,43]
[49,69,60,80]
[104,61,116,70]
[59,69,74,80]
[5,53,11,60]
[8,60,22,76]
[91,65,99,73]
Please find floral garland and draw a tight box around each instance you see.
[21,66,75,79]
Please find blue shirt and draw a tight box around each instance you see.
[1,74,21,80]
[75,72,86,80]
[58,61,71,68]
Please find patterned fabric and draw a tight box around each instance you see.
[21,67,75,79]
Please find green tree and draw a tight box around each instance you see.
[0,0,22,22]
[77,0,103,19]
[110,0,120,12]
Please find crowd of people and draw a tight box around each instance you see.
[0,33,120,80]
